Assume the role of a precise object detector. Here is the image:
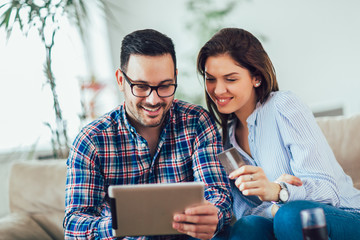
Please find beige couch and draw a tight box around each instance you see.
[0,114,359,240]
[0,160,66,240]
[315,114,360,189]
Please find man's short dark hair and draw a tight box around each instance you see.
[120,29,176,73]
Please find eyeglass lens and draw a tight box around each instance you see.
[122,70,176,97]
[132,84,176,97]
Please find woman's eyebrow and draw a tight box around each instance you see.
[224,72,239,77]
[204,71,215,77]
[205,71,239,77]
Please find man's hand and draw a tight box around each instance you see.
[172,201,219,240]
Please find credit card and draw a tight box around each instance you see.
[217,147,246,175]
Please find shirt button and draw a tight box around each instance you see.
[141,143,146,148]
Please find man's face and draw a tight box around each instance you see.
[116,54,176,129]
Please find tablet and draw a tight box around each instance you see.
[108,182,205,237]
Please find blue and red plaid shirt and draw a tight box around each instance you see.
[64,99,232,240]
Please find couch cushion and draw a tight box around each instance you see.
[9,159,67,213]
[0,213,53,240]
[316,114,360,189]
[31,211,65,240]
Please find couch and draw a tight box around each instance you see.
[0,159,66,240]
[0,114,359,240]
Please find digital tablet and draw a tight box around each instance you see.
[108,182,205,237]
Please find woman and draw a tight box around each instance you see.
[197,28,360,240]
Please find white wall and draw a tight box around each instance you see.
[232,0,360,115]
[105,0,360,115]
[1,0,359,152]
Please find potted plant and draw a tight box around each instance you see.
[0,0,107,159]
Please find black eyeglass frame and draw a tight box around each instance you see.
[121,69,177,98]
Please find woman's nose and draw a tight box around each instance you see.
[214,81,227,95]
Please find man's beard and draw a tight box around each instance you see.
[137,102,168,128]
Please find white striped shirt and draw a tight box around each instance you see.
[229,91,360,219]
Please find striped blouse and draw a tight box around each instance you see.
[228,91,360,219]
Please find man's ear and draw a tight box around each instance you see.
[115,69,124,91]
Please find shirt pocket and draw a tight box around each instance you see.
[104,155,151,185]
[158,153,194,183]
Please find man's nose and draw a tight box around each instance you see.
[145,89,161,105]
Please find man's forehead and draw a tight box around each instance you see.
[127,54,174,65]
[126,54,175,80]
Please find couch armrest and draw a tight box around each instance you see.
[0,213,53,240]
[9,159,67,213]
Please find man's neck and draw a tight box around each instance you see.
[137,126,162,157]
[127,114,163,157]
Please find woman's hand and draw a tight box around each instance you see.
[229,166,302,202]
[276,173,302,186]
[229,165,280,201]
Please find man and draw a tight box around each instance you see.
[63,29,232,240]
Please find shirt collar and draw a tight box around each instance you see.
[120,102,136,135]
[228,100,262,137]
[119,101,174,136]
[246,101,262,127]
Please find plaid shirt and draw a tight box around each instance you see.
[64,99,232,240]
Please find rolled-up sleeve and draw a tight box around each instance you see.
[64,130,114,239]
[192,111,233,233]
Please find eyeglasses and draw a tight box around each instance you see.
[121,70,177,98]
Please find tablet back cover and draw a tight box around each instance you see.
[108,182,204,237]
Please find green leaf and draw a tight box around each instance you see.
[14,6,23,31]
[0,7,13,31]
[78,0,88,18]
[0,2,9,10]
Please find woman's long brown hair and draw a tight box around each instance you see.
[197,28,279,141]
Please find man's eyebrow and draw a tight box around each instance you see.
[131,79,175,85]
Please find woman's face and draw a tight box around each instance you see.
[204,54,260,118]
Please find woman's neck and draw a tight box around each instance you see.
[234,98,257,129]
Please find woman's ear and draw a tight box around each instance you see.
[253,76,262,87]
[115,69,124,91]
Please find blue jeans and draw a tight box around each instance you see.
[230,200,360,240]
